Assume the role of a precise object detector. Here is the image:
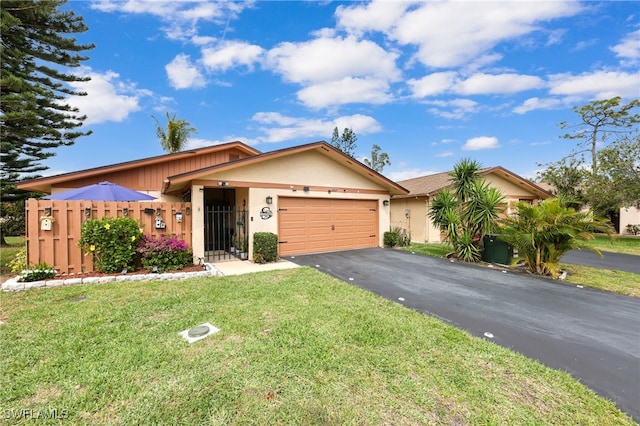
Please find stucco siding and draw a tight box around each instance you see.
[620,206,640,235]
[483,175,538,199]
[207,151,385,191]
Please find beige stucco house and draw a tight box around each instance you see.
[390,167,552,243]
[620,205,640,235]
[19,141,408,266]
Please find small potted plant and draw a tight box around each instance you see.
[237,236,248,259]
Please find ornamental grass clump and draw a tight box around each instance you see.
[136,234,193,272]
[79,217,142,273]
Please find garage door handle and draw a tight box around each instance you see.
[331,225,335,230]
[278,241,288,244]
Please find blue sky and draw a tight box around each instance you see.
[48,0,639,182]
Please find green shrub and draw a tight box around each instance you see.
[79,217,142,273]
[9,246,27,273]
[136,234,193,272]
[384,231,401,247]
[19,262,56,282]
[253,232,278,263]
[392,227,411,246]
[626,224,640,236]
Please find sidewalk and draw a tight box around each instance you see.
[213,259,300,276]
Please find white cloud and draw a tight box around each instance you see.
[251,112,382,143]
[407,72,457,98]
[455,73,545,95]
[610,29,640,66]
[65,70,143,124]
[166,54,206,89]
[201,41,264,72]
[409,72,545,98]
[338,0,581,68]
[548,70,640,99]
[436,151,454,158]
[266,35,401,84]
[335,1,412,34]
[529,140,551,146]
[91,0,252,41]
[426,99,479,119]
[296,77,393,109]
[513,97,564,114]
[462,136,500,151]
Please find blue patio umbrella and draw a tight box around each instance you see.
[43,181,156,201]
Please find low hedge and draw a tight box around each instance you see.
[253,232,278,264]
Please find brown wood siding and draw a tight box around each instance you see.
[25,199,192,274]
[50,148,251,192]
[278,198,378,256]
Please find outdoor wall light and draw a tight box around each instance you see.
[266,196,273,205]
[383,200,390,206]
[303,186,310,192]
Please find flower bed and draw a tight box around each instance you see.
[2,264,218,292]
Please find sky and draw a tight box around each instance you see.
[44,0,640,182]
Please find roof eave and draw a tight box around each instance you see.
[163,142,409,195]
[16,141,260,193]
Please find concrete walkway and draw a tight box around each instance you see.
[213,259,300,276]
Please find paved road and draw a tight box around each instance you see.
[289,248,640,421]
[562,249,640,274]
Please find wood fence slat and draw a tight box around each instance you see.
[25,199,193,274]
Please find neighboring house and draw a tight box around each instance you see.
[18,141,408,265]
[390,167,552,243]
[620,205,640,235]
[532,183,639,235]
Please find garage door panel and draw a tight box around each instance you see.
[279,197,379,256]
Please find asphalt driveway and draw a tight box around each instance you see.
[561,249,640,274]
[289,248,640,421]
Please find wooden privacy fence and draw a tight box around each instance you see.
[25,199,193,274]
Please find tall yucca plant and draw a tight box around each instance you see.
[429,159,505,262]
[498,198,614,278]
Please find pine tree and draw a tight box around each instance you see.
[1,0,94,203]
[330,126,358,158]
[364,144,391,173]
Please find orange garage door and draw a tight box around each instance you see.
[278,197,379,256]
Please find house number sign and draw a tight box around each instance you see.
[260,207,273,220]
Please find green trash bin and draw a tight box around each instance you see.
[482,235,513,264]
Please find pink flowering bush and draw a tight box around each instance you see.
[136,234,193,272]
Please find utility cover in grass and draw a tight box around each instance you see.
[179,322,219,343]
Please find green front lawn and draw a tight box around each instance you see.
[0,236,24,276]
[583,234,640,256]
[1,269,633,424]
[563,264,640,297]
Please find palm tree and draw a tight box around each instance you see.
[498,198,614,278]
[429,159,505,262]
[151,112,197,153]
